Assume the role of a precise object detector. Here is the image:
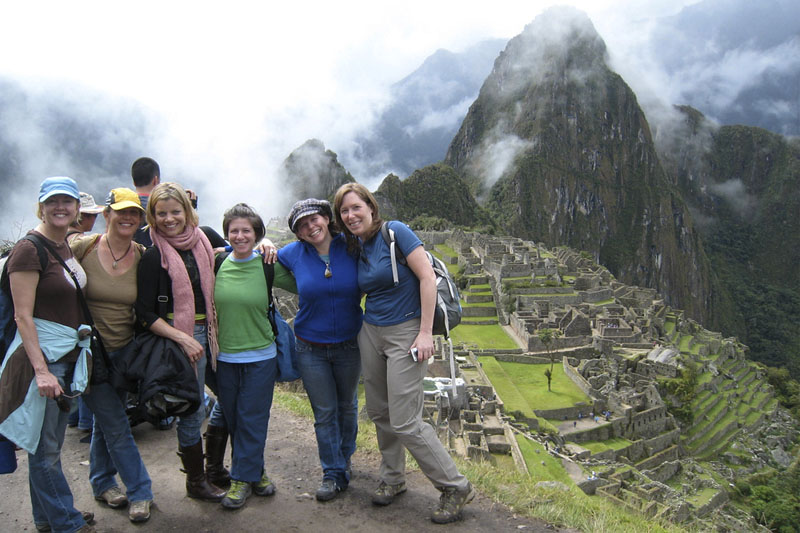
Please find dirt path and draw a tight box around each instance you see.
[0,404,576,532]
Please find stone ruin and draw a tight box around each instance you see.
[407,229,793,529]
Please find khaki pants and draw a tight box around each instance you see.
[358,319,468,490]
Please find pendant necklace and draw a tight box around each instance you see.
[106,236,132,269]
[324,261,332,278]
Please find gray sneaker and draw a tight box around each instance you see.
[371,480,406,506]
[431,482,475,524]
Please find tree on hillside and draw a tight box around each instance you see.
[539,328,563,372]
[544,368,553,392]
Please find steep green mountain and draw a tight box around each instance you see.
[660,107,800,374]
[443,7,716,324]
[373,163,494,231]
[277,138,355,209]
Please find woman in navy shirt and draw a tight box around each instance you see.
[333,183,474,524]
[278,199,362,501]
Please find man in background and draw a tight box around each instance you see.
[131,157,160,247]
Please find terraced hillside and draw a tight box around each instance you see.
[412,229,796,530]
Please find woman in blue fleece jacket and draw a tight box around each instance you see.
[277,198,362,502]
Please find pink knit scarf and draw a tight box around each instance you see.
[150,225,219,365]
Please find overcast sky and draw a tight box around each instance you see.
[0,0,699,234]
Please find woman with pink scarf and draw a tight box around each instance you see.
[134,182,226,502]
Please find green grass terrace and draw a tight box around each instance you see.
[478,357,590,418]
[450,324,519,350]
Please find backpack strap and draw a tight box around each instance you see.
[380,221,404,286]
[0,234,49,294]
[263,261,278,336]
[23,234,50,273]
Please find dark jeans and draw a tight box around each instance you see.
[295,337,361,487]
[216,357,277,483]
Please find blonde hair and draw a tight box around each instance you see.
[145,182,199,230]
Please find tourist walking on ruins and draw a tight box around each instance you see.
[0,177,95,532]
[277,198,362,502]
[333,183,474,524]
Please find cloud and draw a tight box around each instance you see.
[707,178,757,217]
[469,124,535,193]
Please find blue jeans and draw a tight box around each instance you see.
[295,337,361,487]
[82,341,153,502]
[67,397,93,431]
[216,357,277,482]
[175,324,216,447]
[204,356,227,428]
[29,360,88,533]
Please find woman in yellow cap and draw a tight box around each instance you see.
[70,188,153,523]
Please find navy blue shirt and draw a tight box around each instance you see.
[358,221,423,326]
[277,233,362,343]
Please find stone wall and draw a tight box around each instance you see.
[641,460,682,484]
[628,406,670,439]
[563,357,601,399]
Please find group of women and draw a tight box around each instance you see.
[0,176,473,533]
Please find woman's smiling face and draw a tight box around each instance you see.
[227,217,256,258]
[153,198,186,237]
[338,191,373,238]
[295,213,330,245]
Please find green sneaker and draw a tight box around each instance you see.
[253,470,276,496]
[431,482,475,524]
[221,480,252,509]
[371,480,406,506]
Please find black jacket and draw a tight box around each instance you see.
[112,331,201,420]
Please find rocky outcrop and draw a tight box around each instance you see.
[443,7,715,326]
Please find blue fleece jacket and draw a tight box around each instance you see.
[277,233,362,344]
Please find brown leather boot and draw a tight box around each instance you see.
[204,425,231,488]
[177,441,226,501]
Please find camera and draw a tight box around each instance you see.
[409,348,419,362]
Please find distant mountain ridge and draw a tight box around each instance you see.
[347,39,505,179]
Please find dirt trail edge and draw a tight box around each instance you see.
[0,404,578,533]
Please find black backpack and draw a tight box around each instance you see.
[379,222,462,338]
[0,234,50,363]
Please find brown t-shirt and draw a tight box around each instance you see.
[6,230,86,330]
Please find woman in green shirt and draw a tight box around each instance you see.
[213,203,296,510]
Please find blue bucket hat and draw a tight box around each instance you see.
[38,176,80,203]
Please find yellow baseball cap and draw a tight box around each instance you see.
[105,188,144,211]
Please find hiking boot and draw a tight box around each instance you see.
[177,441,226,501]
[96,486,128,509]
[371,480,406,506]
[253,470,276,496]
[128,500,151,523]
[35,511,95,532]
[315,478,341,502]
[204,424,231,488]
[431,482,475,524]
[221,480,252,509]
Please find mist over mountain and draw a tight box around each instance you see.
[442,7,716,325]
[658,106,800,374]
[276,139,355,213]
[0,78,159,238]
[344,39,505,181]
[648,0,800,136]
